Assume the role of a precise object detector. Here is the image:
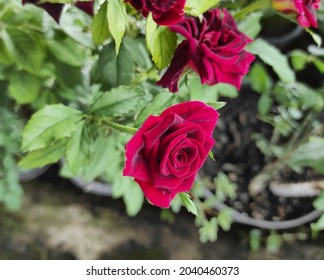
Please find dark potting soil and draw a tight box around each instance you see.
[201,88,316,222]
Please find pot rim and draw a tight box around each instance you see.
[203,188,322,230]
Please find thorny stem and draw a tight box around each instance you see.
[249,110,319,195]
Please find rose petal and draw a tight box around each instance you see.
[161,101,219,136]
[123,115,161,181]
[135,179,176,208]
[143,113,184,150]
[156,41,191,92]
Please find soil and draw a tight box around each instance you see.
[2,173,324,260]
[202,88,320,222]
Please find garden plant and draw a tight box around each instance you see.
[0,0,324,244]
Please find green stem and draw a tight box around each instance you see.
[234,0,271,19]
[87,115,138,135]
[104,120,138,135]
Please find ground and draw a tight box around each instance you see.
[1,167,324,260]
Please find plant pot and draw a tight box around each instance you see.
[69,177,113,197]
[19,166,51,182]
[203,187,322,230]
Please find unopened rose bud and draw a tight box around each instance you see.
[272,0,320,28]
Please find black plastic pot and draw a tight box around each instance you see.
[69,177,113,196]
[203,188,322,230]
[19,166,50,182]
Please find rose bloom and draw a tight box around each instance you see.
[123,101,219,208]
[272,0,320,28]
[125,0,186,25]
[156,8,255,93]
[22,0,94,22]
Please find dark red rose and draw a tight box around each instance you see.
[156,8,255,92]
[22,0,63,22]
[74,1,94,16]
[272,0,320,28]
[123,101,219,208]
[125,0,186,26]
[22,0,94,23]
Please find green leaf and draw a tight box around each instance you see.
[214,172,237,201]
[189,77,219,102]
[8,71,41,104]
[0,28,14,64]
[3,188,23,212]
[199,217,218,243]
[179,193,198,216]
[246,38,295,83]
[92,42,135,90]
[123,178,144,217]
[258,93,273,115]
[19,139,67,169]
[306,29,322,47]
[273,82,323,111]
[217,208,233,231]
[185,0,220,16]
[107,0,128,54]
[214,83,239,99]
[146,14,177,69]
[7,28,44,73]
[170,194,182,213]
[22,104,83,152]
[313,192,324,211]
[250,229,262,251]
[289,136,324,174]
[208,150,216,161]
[238,12,263,39]
[249,63,272,93]
[91,86,150,117]
[290,50,309,71]
[311,214,324,231]
[47,37,85,67]
[65,121,92,175]
[92,0,109,45]
[84,135,120,182]
[135,90,174,126]
[313,58,324,73]
[123,37,153,70]
[206,102,226,110]
[266,232,282,252]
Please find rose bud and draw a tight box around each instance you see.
[125,0,186,26]
[123,101,219,208]
[74,1,94,16]
[22,0,94,22]
[22,0,64,23]
[272,0,321,28]
[156,8,255,92]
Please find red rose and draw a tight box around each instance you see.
[22,0,94,22]
[156,8,255,92]
[272,0,320,28]
[22,0,63,22]
[123,101,219,208]
[125,0,186,26]
[74,1,94,16]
